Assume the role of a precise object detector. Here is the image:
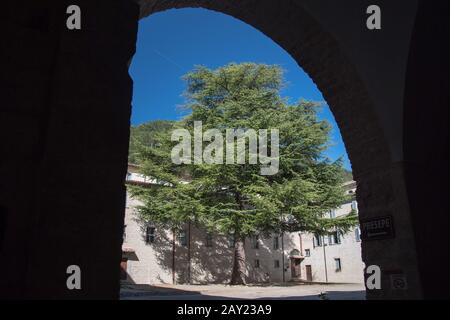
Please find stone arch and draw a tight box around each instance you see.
[135,1,411,299]
[137,0,391,177]
[133,1,423,299]
[0,0,425,300]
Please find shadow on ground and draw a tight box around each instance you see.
[121,284,202,298]
[120,284,365,300]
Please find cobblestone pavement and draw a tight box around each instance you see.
[120,283,366,300]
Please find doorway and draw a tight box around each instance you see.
[305,265,313,282]
[291,258,301,279]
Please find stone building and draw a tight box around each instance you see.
[121,166,364,285]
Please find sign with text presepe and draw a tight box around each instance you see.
[360,216,395,241]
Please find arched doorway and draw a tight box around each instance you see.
[0,0,426,299]
[131,0,421,300]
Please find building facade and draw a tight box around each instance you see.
[121,166,365,285]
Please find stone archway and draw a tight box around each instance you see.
[138,0,391,178]
[136,0,421,300]
[0,0,425,299]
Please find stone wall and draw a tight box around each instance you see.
[0,0,140,299]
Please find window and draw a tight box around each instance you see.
[274,260,280,268]
[329,209,336,218]
[328,231,341,245]
[178,230,187,247]
[273,236,279,250]
[206,233,213,247]
[336,232,341,244]
[228,235,235,248]
[252,235,259,249]
[355,227,361,242]
[305,249,311,257]
[313,234,322,247]
[351,200,358,212]
[335,258,342,272]
[145,226,155,244]
[254,259,260,268]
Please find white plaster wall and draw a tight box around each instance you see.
[300,201,365,284]
[122,193,173,284]
[123,185,364,285]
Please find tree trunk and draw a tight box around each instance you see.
[172,229,176,285]
[230,237,246,285]
[187,222,191,285]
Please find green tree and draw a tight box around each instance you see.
[128,120,174,164]
[130,63,357,285]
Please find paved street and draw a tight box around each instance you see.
[120,283,365,300]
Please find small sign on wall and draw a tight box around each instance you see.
[390,273,408,290]
[360,215,395,241]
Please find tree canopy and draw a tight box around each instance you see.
[128,63,357,284]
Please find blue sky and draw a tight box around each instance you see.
[129,8,351,170]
